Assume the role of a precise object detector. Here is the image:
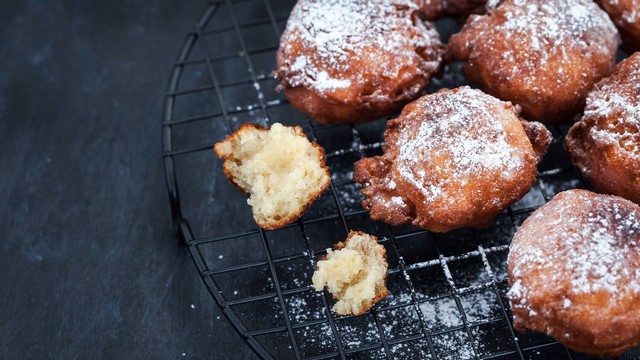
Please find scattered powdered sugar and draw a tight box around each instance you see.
[460,290,502,322]
[339,318,381,349]
[394,87,526,203]
[337,183,365,212]
[508,190,640,317]
[291,312,385,351]
[284,293,324,324]
[278,0,441,93]
[389,339,432,359]
[419,297,463,330]
[292,304,476,358]
[432,331,475,359]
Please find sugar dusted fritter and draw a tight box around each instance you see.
[508,189,640,357]
[566,52,640,204]
[353,87,551,232]
[276,0,443,125]
[598,0,640,52]
[447,0,620,124]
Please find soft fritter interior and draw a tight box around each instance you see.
[216,123,329,226]
[312,232,388,316]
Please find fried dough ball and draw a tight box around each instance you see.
[566,53,640,204]
[447,0,620,124]
[353,87,551,232]
[598,0,640,52]
[508,189,640,357]
[276,0,443,125]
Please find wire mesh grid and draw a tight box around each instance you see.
[161,1,638,359]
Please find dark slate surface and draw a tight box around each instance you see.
[0,1,256,359]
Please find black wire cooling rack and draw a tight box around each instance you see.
[162,1,639,359]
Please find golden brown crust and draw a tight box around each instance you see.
[331,231,390,316]
[520,119,552,164]
[353,284,391,317]
[598,0,640,52]
[353,87,548,232]
[414,0,447,19]
[446,0,620,124]
[508,189,640,357]
[282,78,423,125]
[353,157,416,227]
[213,123,331,230]
[416,0,499,20]
[566,53,640,205]
[444,0,494,18]
[276,0,443,125]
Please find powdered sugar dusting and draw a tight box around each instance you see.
[604,0,640,25]
[500,0,617,72]
[278,0,442,93]
[583,54,640,157]
[420,297,463,329]
[457,0,618,87]
[588,94,640,156]
[313,70,352,92]
[508,190,640,317]
[394,87,526,203]
[432,331,475,359]
[622,6,640,24]
[486,0,501,9]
